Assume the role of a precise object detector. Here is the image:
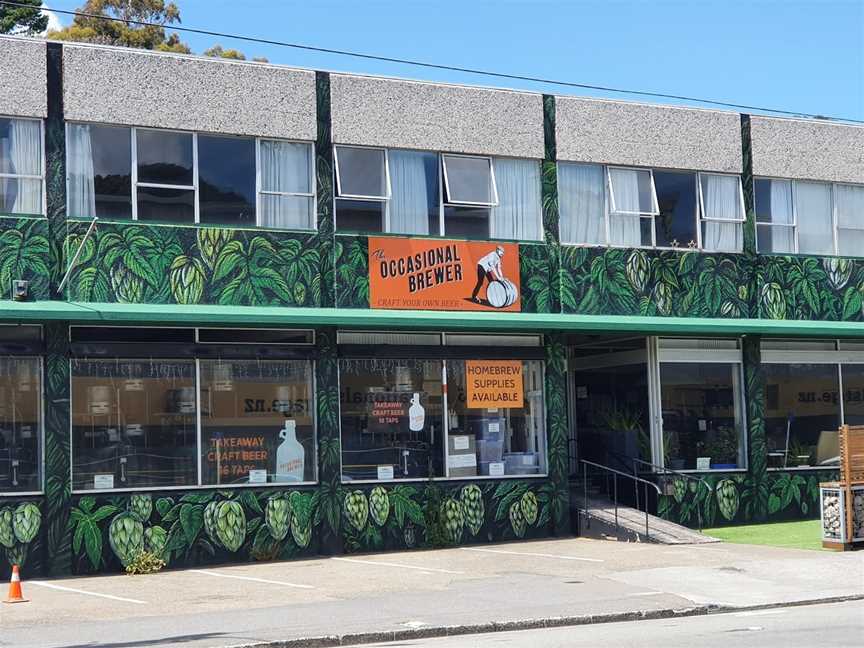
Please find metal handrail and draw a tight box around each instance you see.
[580,459,661,540]
[630,457,710,531]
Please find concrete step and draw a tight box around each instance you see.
[575,494,720,545]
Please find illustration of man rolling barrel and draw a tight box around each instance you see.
[470,246,519,308]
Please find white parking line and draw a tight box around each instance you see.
[332,557,464,575]
[460,547,604,562]
[188,569,314,589]
[624,590,664,597]
[28,580,146,604]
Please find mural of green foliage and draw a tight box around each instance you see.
[759,256,864,321]
[0,217,50,300]
[544,334,570,533]
[63,221,321,306]
[0,500,43,580]
[335,234,370,309]
[315,71,336,309]
[315,329,344,553]
[657,470,837,529]
[519,244,554,313]
[560,247,752,318]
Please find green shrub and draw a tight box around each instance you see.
[124,550,165,575]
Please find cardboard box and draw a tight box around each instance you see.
[447,434,477,477]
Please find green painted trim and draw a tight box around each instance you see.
[7,301,864,337]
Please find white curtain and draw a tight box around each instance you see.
[607,168,643,245]
[701,174,743,252]
[558,162,604,244]
[761,179,795,252]
[389,150,431,235]
[490,158,542,241]
[259,140,313,229]
[67,123,96,218]
[835,183,864,256]
[795,181,834,255]
[3,119,42,215]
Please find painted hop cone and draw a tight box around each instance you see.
[109,512,145,567]
[823,257,852,290]
[169,256,206,304]
[197,228,233,271]
[293,282,307,306]
[716,479,740,521]
[626,250,650,293]
[652,283,673,316]
[13,503,40,544]
[129,494,153,523]
[403,523,416,548]
[673,479,686,504]
[369,487,390,527]
[143,525,168,560]
[344,491,369,532]
[440,498,464,544]
[6,543,27,568]
[110,266,144,302]
[520,491,538,526]
[0,507,14,548]
[204,501,222,547]
[289,491,313,548]
[509,501,527,538]
[460,485,484,536]
[761,283,786,320]
[265,495,291,541]
[215,500,247,552]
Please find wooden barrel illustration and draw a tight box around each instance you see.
[487,279,518,308]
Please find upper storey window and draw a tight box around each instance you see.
[559,162,745,253]
[67,123,315,230]
[0,117,43,217]
[334,145,541,241]
[755,178,864,257]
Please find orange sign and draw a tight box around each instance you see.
[368,237,521,311]
[465,360,524,409]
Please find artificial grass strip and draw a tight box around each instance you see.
[704,519,823,551]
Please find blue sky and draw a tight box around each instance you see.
[43,0,864,120]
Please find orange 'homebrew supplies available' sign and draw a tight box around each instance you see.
[465,360,524,409]
[368,237,521,311]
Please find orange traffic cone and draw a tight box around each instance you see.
[3,565,28,604]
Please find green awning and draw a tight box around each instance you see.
[2,300,864,337]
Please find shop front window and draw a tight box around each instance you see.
[0,357,41,492]
[71,360,197,490]
[199,360,315,485]
[339,358,445,481]
[446,359,546,477]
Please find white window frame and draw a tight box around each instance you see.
[0,116,46,218]
[833,182,864,255]
[606,165,660,248]
[696,172,746,253]
[755,176,799,255]
[441,153,499,207]
[333,145,391,201]
[255,138,317,231]
[0,354,45,496]
[132,127,199,223]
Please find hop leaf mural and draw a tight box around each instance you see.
[129,494,153,523]
[109,512,144,567]
[215,501,246,552]
[369,487,390,527]
[12,503,40,544]
[344,491,369,532]
[460,485,484,536]
[265,495,291,541]
[169,255,206,304]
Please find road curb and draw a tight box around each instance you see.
[220,593,864,648]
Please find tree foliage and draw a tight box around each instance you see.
[204,44,268,63]
[0,0,48,35]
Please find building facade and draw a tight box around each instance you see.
[0,36,861,577]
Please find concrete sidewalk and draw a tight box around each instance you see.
[2,538,862,648]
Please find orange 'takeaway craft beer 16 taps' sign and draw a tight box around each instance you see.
[367,237,521,312]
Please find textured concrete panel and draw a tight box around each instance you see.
[331,74,543,158]
[63,44,316,139]
[750,116,864,184]
[0,37,46,118]
[556,97,742,173]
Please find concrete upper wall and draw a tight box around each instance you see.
[750,116,864,184]
[555,97,742,173]
[62,44,316,140]
[0,38,46,119]
[330,74,543,158]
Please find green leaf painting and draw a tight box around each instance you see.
[0,216,50,300]
[759,256,864,321]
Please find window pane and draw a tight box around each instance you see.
[0,177,41,215]
[757,223,795,254]
[444,205,490,239]
[69,124,132,220]
[389,149,438,235]
[260,194,314,230]
[198,135,255,225]
[660,362,745,470]
[443,155,494,205]
[838,229,864,257]
[71,360,197,490]
[491,158,541,241]
[558,162,605,245]
[608,168,654,214]
[446,359,546,477]
[700,174,743,221]
[608,213,642,246]
[335,146,386,198]
[0,117,41,176]
[136,129,193,185]
[763,363,840,469]
[842,365,864,436]
[0,357,41,492]
[137,186,195,222]
[200,360,315,485]
[339,358,444,481]
[335,199,384,232]
[260,140,312,194]
[654,171,697,248]
[795,181,834,255]
[835,184,864,229]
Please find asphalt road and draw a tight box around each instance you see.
[356,601,864,648]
